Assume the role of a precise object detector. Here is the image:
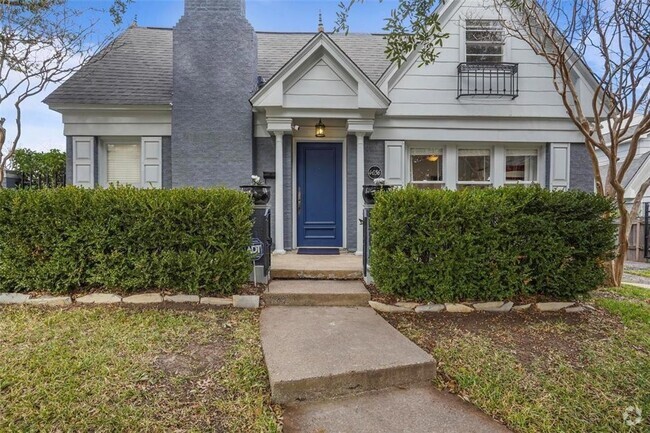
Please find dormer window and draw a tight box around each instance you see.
[465,20,504,63]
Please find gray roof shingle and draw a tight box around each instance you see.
[44,27,390,106]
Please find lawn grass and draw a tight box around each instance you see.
[0,305,281,432]
[624,268,650,278]
[385,288,650,433]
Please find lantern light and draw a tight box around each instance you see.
[315,119,326,137]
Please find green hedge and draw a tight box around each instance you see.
[370,186,616,302]
[0,187,253,295]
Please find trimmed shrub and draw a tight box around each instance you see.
[370,186,616,302]
[0,186,253,295]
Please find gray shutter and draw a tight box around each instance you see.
[385,141,405,185]
[141,137,162,188]
[550,143,570,190]
[72,136,94,188]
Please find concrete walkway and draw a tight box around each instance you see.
[260,279,512,432]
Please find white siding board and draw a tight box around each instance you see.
[384,0,595,122]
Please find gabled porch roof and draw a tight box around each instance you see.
[250,32,390,114]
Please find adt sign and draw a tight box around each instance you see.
[248,238,264,261]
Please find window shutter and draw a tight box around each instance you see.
[107,143,141,186]
[73,136,94,188]
[550,143,570,190]
[141,137,162,189]
[385,141,405,185]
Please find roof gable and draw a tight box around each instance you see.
[251,32,389,110]
[377,0,600,98]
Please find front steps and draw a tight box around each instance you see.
[262,280,370,306]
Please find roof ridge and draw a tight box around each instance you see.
[134,26,388,36]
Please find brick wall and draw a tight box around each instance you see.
[171,0,257,188]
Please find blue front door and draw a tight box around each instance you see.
[297,142,343,247]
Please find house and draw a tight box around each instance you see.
[44,0,598,255]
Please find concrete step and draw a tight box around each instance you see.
[283,385,512,433]
[260,306,436,404]
[263,280,370,306]
[271,252,363,280]
[270,268,363,280]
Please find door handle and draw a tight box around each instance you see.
[297,186,302,214]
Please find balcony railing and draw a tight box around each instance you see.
[457,62,519,99]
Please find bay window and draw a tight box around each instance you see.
[458,149,491,187]
[410,148,444,188]
[505,149,538,184]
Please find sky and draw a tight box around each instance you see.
[9,0,400,152]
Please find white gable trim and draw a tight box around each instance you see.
[251,32,390,111]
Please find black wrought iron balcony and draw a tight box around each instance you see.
[457,62,519,99]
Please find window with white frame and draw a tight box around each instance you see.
[465,20,505,63]
[107,143,141,186]
[505,149,538,184]
[458,148,491,187]
[410,148,444,188]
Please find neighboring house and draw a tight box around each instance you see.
[44,0,599,254]
[597,116,650,262]
[597,116,650,213]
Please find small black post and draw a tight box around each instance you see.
[643,203,650,259]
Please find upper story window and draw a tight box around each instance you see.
[410,148,444,189]
[505,149,538,184]
[465,20,505,63]
[458,20,518,99]
[458,148,491,188]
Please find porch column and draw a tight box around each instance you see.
[273,131,286,254]
[355,132,365,255]
[267,118,293,255]
[347,119,374,254]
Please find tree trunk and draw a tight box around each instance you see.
[611,208,631,287]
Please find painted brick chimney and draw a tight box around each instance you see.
[172,0,257,188]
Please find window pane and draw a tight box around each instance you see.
[466,44,503,55]
[466,20,503,63]
[506,155,538,182]
[413,183,445,190]
[411,153,443,182]
[458,152,491,182]
[466,55,503,63]
[107,143,141,186]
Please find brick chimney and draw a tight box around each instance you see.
[171,0,257,188]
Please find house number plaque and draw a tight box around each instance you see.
[368,166,382,179]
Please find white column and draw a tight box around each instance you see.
[493,145,506,187]
[273,132,286,254]
[356,132,365,255]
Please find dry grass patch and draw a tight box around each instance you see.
[0,305,281,432]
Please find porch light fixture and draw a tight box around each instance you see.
[426,154,439,162]
[315,119,326,137]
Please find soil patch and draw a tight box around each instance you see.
[154,342,228,376]
[383,307,620,366]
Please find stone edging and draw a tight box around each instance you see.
[0,292,261,309]
[369,300,592,314]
